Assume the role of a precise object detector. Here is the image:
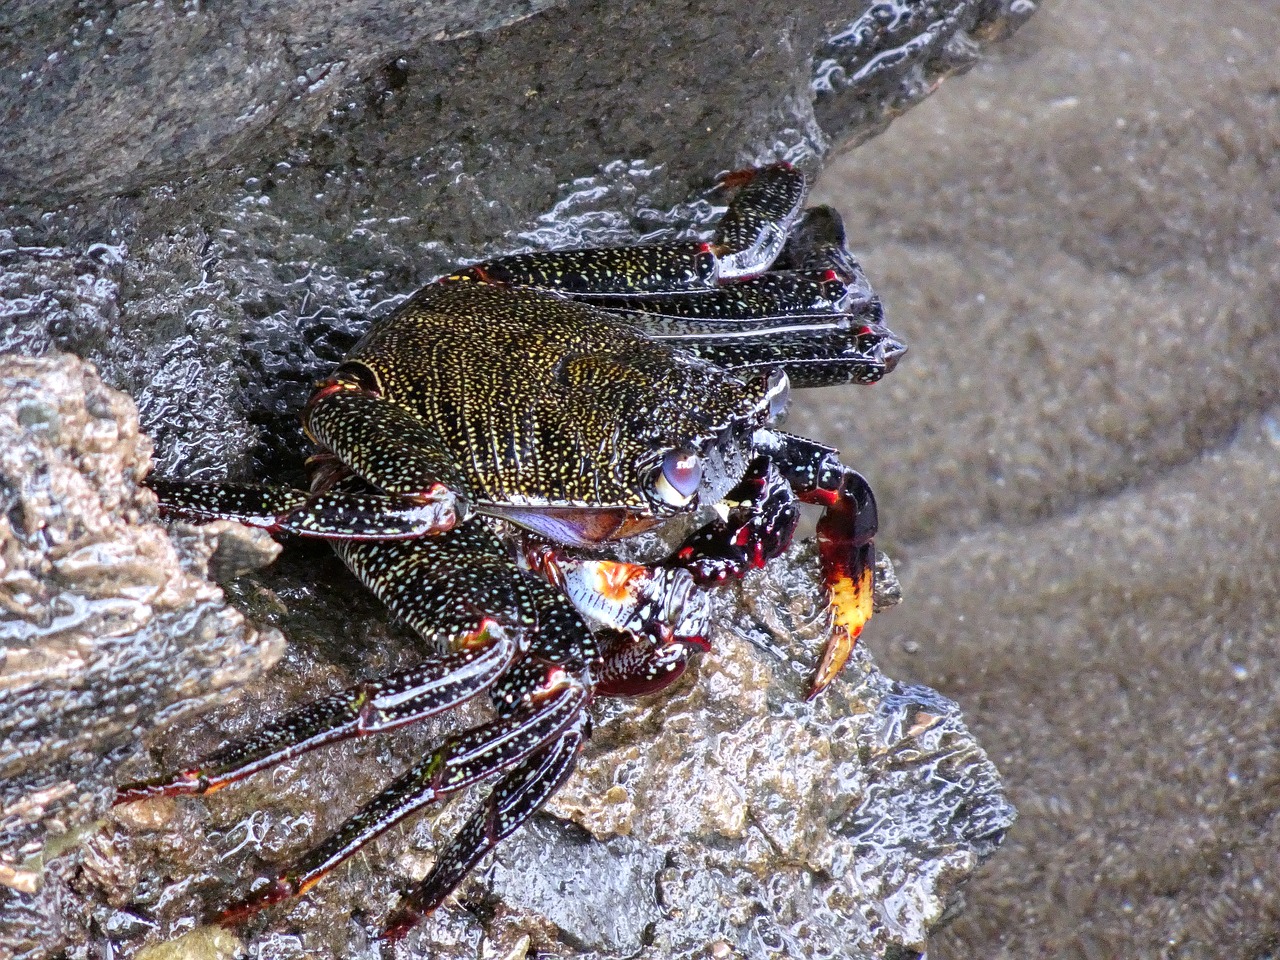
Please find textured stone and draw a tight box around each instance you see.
[0,354,284,955]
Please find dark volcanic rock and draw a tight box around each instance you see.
[0,1,1035,957]
[0,1,564,204]
[0,1,1032,208]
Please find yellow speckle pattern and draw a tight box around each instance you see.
[344,281,772,512]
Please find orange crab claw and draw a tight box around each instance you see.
[807,559,875,700]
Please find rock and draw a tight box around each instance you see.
[800,2,1280,954]
[0,1,1037,956]
[0,354,284,955]
[0,0,1031,207]
[540,545,1013,960]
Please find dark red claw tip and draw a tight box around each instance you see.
[717,167,760,189]
[114,769,206,805]
[113,780,164,806]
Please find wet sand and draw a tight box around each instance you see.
[805,1,1280,956]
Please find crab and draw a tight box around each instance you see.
[114,162,906,941]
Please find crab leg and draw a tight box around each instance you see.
[217,668,589,925]
[303,381,474,513]
[115,641,524,803]
[381,725,585,941]
[709,162,808,278]
[593,269,862,324]
[149,480,462,540]
[149,380,479,541]
[450,162,807,296]
[680,312,902,388]
[116,522,540,803]
[772,204,869,279]
[591,204,906,387]
[592,630,700,697]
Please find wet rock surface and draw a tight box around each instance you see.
[0,362,1013,960]
[31,528,1010,960]
[1,0,1030,208]
[0,354,284,954]
[0,1,1039,957]
[542,550,1012,960]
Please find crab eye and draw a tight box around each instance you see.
[652,451,702,507]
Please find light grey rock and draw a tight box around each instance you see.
[0,354,284,954]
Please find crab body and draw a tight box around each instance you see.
[117,163,906,940]
[336,279,771,540]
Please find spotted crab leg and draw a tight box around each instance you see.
[449,162,807,295]
[149,480,462,540]
[709,162,810,278]
[218,663,589,925]
[381,723,585,941]
[591,630,701,697]
[592,205,905,387]
[115,522,540,803]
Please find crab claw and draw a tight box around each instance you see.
[809,470,878,700]
[553,558,711,649]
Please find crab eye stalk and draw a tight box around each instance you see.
[651,450,703,508]
[764,369,790,423]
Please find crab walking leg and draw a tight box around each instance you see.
[773,204,870,280]
[709,162,808,279]
[115,642,523,803]
[591,269,861,325]
[448,162,808,296]
[764,432,881,699]
[148,480,463,540]
[217,675,589,925]
[155,387,477,541]
[381,724,585,941]
[116,523,539,804]
[594,204,906,389]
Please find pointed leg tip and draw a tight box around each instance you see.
[217,879,295,926]
[112,784,152,806]
[114,770,208,805]
[380,907,422,943]
[807,624,858,700]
